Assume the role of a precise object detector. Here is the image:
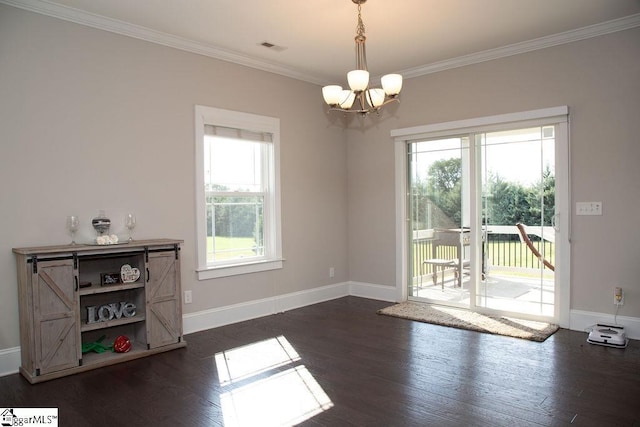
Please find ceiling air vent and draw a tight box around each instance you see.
[259,42,287,52]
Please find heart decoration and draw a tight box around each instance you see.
[120,264,141,283]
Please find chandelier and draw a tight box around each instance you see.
[322,0,403,115]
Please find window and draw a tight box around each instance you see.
[195,106,282,279]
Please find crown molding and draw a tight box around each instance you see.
[0,0,327,86]
[3,0,639,85]
[398,13,640,79]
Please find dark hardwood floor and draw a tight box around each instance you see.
[2,296,639,426]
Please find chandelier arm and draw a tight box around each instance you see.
[356,91,366,111]
[327,97,400,115]
[378,97,401,108]
[355,36,367,71]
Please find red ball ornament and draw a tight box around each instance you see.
[113,335,132,353]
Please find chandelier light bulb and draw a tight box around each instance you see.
[366,88,386,108]
[339,90,356,109]
[381,74,403,96]
[322,85,343,106]
[347,70,370,92]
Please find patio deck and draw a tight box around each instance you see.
[411,267,555,317]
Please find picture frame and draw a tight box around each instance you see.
[101,272,121,286]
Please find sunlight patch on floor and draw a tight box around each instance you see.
[215,335,301,385]
[215,336,333,426]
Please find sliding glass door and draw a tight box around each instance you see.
[404,112,567,323]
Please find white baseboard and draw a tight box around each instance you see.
[348,281,398,303]
[570,309,640,340]
[183,281,398,334]
[0,347,20,377]
[183,282,349,334]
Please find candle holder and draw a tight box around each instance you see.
[125,214,136,242]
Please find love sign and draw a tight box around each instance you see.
[86,301,136,324]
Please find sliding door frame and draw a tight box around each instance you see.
[392,107,570,327]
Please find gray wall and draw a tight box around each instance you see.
[0,4,348,350]
[347,27,640,316]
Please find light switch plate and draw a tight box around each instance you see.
[576,201,602,216]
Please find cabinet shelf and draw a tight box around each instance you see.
[19,340,187,383]
[80,313,146,332]
[79,281,145,296]
[81,340,148,365]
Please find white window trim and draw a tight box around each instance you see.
[392,106,570,327]
[195,105,283,280]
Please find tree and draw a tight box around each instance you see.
[426,158,462,226]
[485,166,555,227]
[412,158,555,231]
[484,174,529,226]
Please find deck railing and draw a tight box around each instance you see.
[413,225,554,278]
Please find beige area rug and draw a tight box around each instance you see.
[378,302,559,342]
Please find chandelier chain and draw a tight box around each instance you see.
[354,1,367,71]
[356,3,365,38]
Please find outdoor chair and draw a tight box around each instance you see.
[423,229,470,289]
[516,223,555,271]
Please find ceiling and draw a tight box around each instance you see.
[5,0,640,85]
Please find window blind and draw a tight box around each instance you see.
[205,125,272,143]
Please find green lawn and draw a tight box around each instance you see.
[207,236,258,260]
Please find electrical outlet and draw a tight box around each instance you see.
[576,201,602,216]
[184,290,193,304]
[329,267,335,278]
[614,287,623,306]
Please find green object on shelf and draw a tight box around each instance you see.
[81,335,113,354]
